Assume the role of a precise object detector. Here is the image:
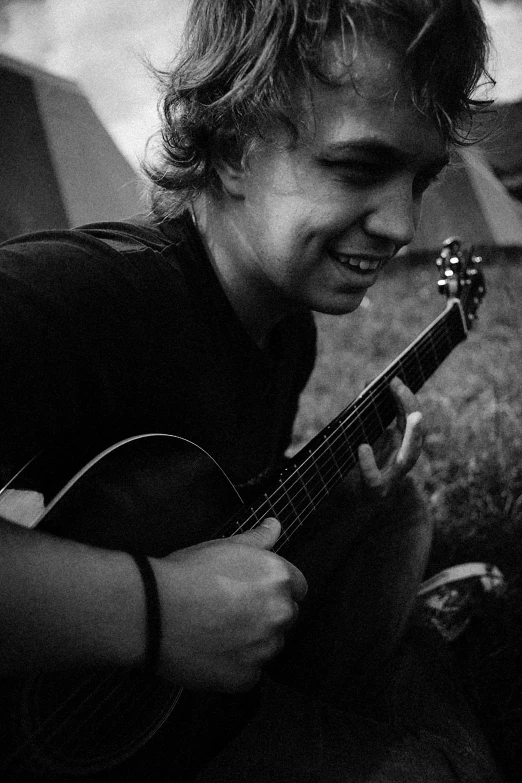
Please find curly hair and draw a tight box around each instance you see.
[146,0,493,218]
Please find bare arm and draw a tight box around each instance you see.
[0,516,306,692]
[0,517,144,677]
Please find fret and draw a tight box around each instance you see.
[273,303,467,533]
[246,497,274,529]
[443,304,466,353]
[297,466,317,512]
[262,493,288,525]
[276,524,291,547]
[399,333,437,390]
[367,386,385,431]
[427,329,443,375]
[441,321,455,356]
[351,405,371,446]
[226,515,251,535]
[361,389,393,436]
[280,464,317,519]
[246,504,265,528]
[325,441,344,481]
[412,346,427,386]
[310,453,330,492]
[338,419,358,469]
[221,256,483,549]
[280,484,301,526]
[305,456,330,504]
[399,350,427,394]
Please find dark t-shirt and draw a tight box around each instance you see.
[0,214,316,499]
[0,223,504,783]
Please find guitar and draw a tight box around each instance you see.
[0,238,485,780]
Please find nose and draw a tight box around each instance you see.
[363,178,419,250]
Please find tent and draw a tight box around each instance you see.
[0,53,144,241]
[479,101,522,203]
[404,147,522,256]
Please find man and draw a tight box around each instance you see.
[0,0,503,780]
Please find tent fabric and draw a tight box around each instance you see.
[406,148,522,254]
[0,54,144,240]
[479,101,522,203]
[0,57,69,239]
[3,53,520,252]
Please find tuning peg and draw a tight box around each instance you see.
[442,236,462,252]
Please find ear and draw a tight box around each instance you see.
[214,158,248,199]
[213,131,251,198]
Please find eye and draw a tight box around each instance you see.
[321,158,385,185]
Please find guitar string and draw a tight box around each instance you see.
[48,673,147,753]
[245,272,478,545]
[4,304,467,770]
[275,310,459,507]
[272,317,464,546]
[236,397,408,547]
[270,330,451,550]
[39,671,157,753]
[229,312,463,543]
[10,670,168,770]
[256,310,458,522]
[4,372,413,769]
[8,378,403,767]
[270,409,419,550]
[236,325,455,547]
[3,668,125,769]
[61,673,174,758]
[4,667,179,771]
[251,328,461,546]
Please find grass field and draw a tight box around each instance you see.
[293,248,522,573]
[292,246,522,779]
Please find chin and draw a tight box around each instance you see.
[313,291,367,315]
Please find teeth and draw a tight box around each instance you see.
[333,253,379,271]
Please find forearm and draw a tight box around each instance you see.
[0,518,145,677]
[0,513,307,692]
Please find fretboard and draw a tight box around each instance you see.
[224,299,468,548]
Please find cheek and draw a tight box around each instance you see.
[247,185,345,261]
[254,204,311,252]
[412,197,423,229]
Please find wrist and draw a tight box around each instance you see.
[128,553,162,673]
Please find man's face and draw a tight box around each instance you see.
[215,37,449,318]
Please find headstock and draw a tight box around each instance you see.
[436,236,486,330]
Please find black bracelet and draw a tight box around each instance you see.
[130,553,162,674]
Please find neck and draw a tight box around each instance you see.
[191,199,296,349]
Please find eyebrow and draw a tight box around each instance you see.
[322,140,450,172]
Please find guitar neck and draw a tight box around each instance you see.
[224,298,468,546]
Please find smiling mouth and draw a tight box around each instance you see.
[328,250,384,271]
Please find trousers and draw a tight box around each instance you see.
[196,477,504,782]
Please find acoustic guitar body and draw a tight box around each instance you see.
[1,435,257,782]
